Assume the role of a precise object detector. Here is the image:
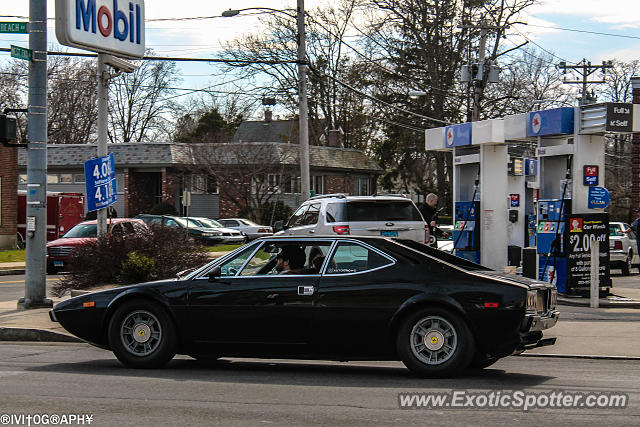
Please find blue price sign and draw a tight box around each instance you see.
[84,153,117,212]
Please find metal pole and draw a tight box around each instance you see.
[590,237,599,309]
[19,0,51,309]
[97,54,108,236]
[297,0,310,201]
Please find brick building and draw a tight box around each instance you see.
[0,146,18,249]
[16,141,381,221]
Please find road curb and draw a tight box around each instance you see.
[0,269,26,276]
[558,296,640,309]
[0,327,82,343]
[517,353,640,360]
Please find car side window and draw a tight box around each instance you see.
[326,203,346,223]
[218,245,257,277]
[288,205,309,227]
[164,219,180,228]
[302,203,321,225]
[327,242,393,274]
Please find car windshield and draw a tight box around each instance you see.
[346,201,423,222]
[173,217,201,228]
[63,223,97,238]
[196,218,223,228]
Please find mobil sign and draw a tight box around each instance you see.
[56,0,145,58]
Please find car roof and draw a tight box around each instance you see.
[256,234,390,242]
[77,218,145,225]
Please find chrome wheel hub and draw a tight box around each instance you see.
[120,310,162,357]
[410,316,457,365]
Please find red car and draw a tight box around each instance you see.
[46,218,147,274]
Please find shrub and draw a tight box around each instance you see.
[52,226,210,297]
[120,251,156,283]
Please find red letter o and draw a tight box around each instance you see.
[97,6,113,37]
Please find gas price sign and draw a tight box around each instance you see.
[565,213,610,291]
[84,153,117,212]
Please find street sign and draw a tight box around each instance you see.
[84,153,117,212]
[55,0,146,59]
[10,45,32,61]
[588,186,610,210]
[583,165,599,186]
[0,22,27,34]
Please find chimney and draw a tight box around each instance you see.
[327,129,343,147]
[631,76,640,212]
[264,109,273,122]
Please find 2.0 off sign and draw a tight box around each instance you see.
[84,153,117,212]
[565,213,610,291]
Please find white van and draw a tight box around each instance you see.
[276,194,429,244]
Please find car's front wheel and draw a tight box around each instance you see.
[397,307,475,378]
[108,299,177,368]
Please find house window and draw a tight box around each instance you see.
[312,175,324,195]
[282,175,300,194]
[207,177,219,194]
[47,174,59,184]
[354,177,370,196]
[74,174,85,183]
[59,174,73,183]
[187,174,207,194]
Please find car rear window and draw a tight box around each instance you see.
[326,203,347,223]
[346,201,423,222]
[609,225,623,236]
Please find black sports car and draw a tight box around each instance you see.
[50,236,559,377]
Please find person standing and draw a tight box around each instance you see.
[420,193,439,245]
[624,208,640,259]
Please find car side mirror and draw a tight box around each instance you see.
[274,220,285,232]
[208,266,222,282]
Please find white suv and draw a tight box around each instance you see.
[276,194,429,243]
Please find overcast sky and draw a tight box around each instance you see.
[1,0,639,105]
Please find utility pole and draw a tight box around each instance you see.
[558,59,614,105]
[96,54,109,236]
[297,0,310,201]
[19,0,51,309]
[460,22,501,122]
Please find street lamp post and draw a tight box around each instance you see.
[222,3,310,202]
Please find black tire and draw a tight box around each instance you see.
[622,254,631,276]
[108,299,177,368]
[396,307,475,378]
[469,352,499,370]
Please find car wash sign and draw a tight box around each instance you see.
[56,0,145,58]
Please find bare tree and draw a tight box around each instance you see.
[0,61,28,143]
[190,143,296,222]
[47,56,98,144]
[108,54,180,143]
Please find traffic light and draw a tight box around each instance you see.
[0,114,17,144]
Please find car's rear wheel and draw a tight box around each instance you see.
[108,299,177,368]
[397,307,474,378]
[622,253,632,276]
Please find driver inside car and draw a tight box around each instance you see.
[275,245,306,274]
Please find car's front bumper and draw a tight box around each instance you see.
[523,310,560,332]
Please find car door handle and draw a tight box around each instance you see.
[298,285,314,296]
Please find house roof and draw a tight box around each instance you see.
[17,142,382,173]
[233,119,299,143]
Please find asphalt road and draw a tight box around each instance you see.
[0,275,61,302]
[0,343,638,426]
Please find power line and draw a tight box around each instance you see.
[520,23,640,41]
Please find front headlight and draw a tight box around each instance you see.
[526,290,537,312]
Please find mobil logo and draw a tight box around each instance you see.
[56,0,145,58]
[77,0,142,44]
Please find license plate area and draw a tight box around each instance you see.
[53,261,64,267]
[380,231,398,237]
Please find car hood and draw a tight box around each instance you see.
[47,237,95,247]
[470,270,553,290]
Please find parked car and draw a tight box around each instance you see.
[276,194,429,244]
[217,218,273,241]
[50,235,558,377]
[46,218,147,274]
[134,214,244,245]
[609,222,639,275]
[185,217,247,244]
